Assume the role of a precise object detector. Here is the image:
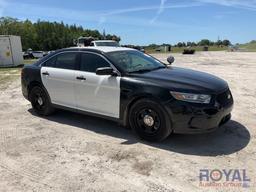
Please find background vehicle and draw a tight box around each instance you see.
[76,36,120,47]
[76,37,95,47]
[90,40,120,47]
[21,47,233,142]
[183,47,196,54]
[32,51,44,58]
[23,49,45,59]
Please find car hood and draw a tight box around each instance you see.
[129,67,228,93]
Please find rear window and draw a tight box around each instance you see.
[44,56,56,67]
[55,53,77,70]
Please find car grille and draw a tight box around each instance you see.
[216,89,233,107]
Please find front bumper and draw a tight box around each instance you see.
[165,95,234,134]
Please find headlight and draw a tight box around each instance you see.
[170,91,211,104]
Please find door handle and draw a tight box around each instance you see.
[76,76,86,80]
[42,71,49,76]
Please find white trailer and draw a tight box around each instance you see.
[0,35,23,67]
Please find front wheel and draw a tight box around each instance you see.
[29,86,54,116]
[129,99,172,142]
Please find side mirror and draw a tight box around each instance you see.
[167,56,175,65]
[96,67,117,76]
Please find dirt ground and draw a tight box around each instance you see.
[0,51,255,192]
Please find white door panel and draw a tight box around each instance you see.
[74,71,120,118]
[41,67,76,108]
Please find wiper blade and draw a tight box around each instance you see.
[129,69,152,73]
[128,66,166,73]
[151,66,166,71]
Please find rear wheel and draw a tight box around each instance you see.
[129,99,172,142]
[29,86,54,116]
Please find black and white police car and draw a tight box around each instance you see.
[21,47,233,141]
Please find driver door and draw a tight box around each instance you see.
[74,52,121,118]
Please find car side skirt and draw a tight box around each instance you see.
[52,104,122,124]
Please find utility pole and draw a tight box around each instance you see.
[103,29,106,40]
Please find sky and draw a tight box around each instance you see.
[0,0,256,45]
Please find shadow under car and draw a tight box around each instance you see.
[28,109,250,156]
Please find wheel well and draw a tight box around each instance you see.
[27,81,43,101]
[123,95,172,131]
[28,81,52,103]
[123,95,155,127]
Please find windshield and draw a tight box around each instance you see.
[95,42,120,47]
[107,50,165,73]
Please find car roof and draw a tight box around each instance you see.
[37,46,136,65]
[66,46,134,53]
[36,46,137,65]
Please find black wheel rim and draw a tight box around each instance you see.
[135,108,161,135]
[32,90,46,111]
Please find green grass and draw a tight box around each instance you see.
[239,41,256,52]
[0,59,37,72]
[0,59,38,90]
[23,59,38,65]
[145,46,228,54]
[0,67,21,72]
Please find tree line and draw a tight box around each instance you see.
[0,17,121,51]
[148,39,231,49]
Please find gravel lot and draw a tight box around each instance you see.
[0,51,255,192]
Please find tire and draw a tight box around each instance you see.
[129,99,172,142]
[29,86,54,116]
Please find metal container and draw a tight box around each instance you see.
[0,35,23,67]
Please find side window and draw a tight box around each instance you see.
[80,53,110,73]
[55,52,77,70]
[44,56,56,67]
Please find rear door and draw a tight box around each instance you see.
[74,52,121,118]
[41,52,78,108]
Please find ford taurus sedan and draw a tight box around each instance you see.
[21,47,233,142]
